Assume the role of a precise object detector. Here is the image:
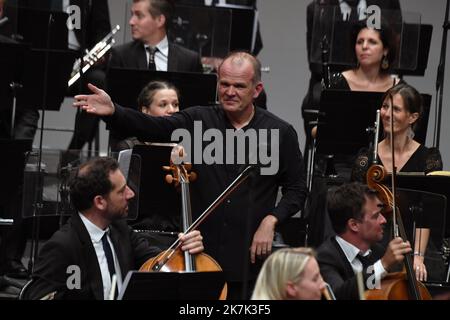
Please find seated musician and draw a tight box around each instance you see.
[115,80,180,151]
[24,157,204,300]
[317,182,412,300]
[351,83,443,282]
[251,247,326,300]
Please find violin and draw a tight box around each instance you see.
[139,151,227,299]
[364,97,431,300]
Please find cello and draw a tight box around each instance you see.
[139,152,228,299]
[364,98,431,300]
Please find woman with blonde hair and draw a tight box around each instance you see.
[251,247,326,300]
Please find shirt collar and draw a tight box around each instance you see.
[144,36,169,57]
[79,213,109,243]
[335,236,372,263]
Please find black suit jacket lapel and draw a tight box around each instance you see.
[136,42,148,70]
[167,43,178,71]
[72,213,105,300]
[109,223,131,278]
[331,237,357,279]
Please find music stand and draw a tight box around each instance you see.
[15,6,68,50]
[396,175,450,239]
[170,4,232,58]
[316,90,382,156]
[0,42,28,136]
[118,270,225,300]
[0,139,32,224]
[17,48,77,110]
[226,5,259,53]
[316,90,431,157]
[107,68,218,111]
[129,144,181,233]
[395,24,433,76]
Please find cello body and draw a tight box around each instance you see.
[366,165,432,300]
[139,249,228,300]
[365,272,431,300]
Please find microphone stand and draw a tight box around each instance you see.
[434,0,450,149]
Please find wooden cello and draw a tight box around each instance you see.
[139,154,228,300]
[364,101,431,300]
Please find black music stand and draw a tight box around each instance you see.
[15,6,68,50]
[129,144,181,246]
[316,90,431,156]
[396,175,450,239]
[170,4,232,58]
[0,42,28,136]
[227,5,259,53]
[16,49,76,110]
[316,90,383,156]
[107,68,218,111]
[118,271,225,300]
[0,139,32,224]
[396,24,433,76]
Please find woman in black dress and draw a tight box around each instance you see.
[329,21,400,91]
[352,83,443,282]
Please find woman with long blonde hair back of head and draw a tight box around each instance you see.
[251,247,326,300]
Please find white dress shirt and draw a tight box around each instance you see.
[145,36,169,71]
[79,213,123,300]
[335,236,387,287]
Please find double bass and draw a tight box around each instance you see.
[364,102,431,300]
[139,154,228,299]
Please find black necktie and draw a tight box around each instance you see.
[147,46,158,71]
[358,253,372,270]
[101,232,116,280]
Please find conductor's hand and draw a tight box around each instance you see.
[179,230,204,255]
[73,83,115,116]
[381,237,412,272]
[250,215,278,264]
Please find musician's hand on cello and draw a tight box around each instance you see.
[178,230,204,255]
[73,83,115,116]
[250,215,278,263]
[381,237,412,272]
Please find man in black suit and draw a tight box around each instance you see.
[24,157,204,300]
[317,182,412,300]
[108,0,202,72]
[107,0,202,151]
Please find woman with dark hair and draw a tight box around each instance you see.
[351,83,443,283]
[115,80,180,150]
[329,22,400,91]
